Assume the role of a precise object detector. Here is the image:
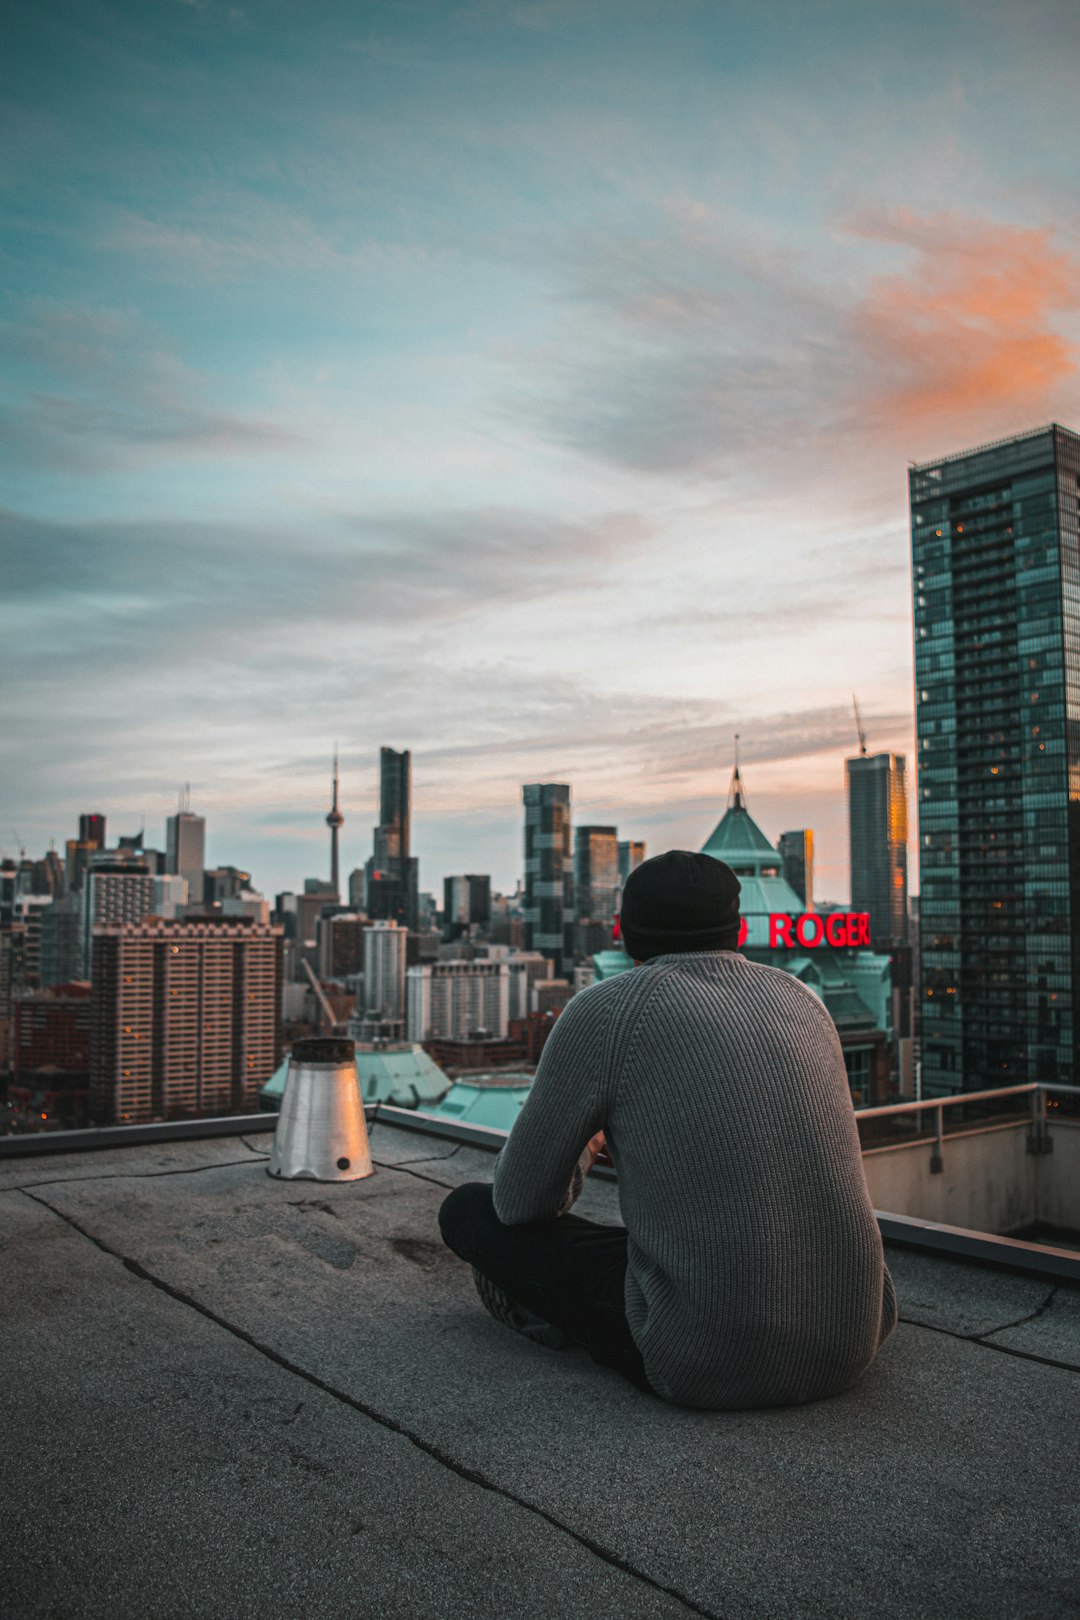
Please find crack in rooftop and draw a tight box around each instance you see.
[16,1184,719,1620]
[900,1309,1079,1375]
[2,1156,269,1195]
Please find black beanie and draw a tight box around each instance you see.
[618,850,741,962]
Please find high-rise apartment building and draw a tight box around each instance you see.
[406,959,510,1043]
[81,865,188,971]
[523,783,573,977]
[365,747,419,932]
[846,757,908,948]
[166,808,206,901]
[778,829,814,908]
[363,919,408,1023]
[911,423,1080,1095]
[91,916,283,1123]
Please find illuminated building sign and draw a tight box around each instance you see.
[737,913,871,950]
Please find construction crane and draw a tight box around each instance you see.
[852,695,868,758]
[302,958,339,1034]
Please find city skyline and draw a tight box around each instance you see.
[5,3,1080,898]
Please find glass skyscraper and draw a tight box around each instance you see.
[523,783,573,977]
[846,755,908,949]
[910,424,1080,1096]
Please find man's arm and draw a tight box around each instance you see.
[492,986,609,1225]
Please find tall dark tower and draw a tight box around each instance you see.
[910,423,1080,1096]
[326,749,344,902]
[364,747,419,931]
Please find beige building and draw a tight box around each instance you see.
[91,916,282,1124]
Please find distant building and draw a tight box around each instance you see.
[166,807,206,902]
[204,867,252,904]
[64,840,98,895]
[778,829,814,908]
[10,981,92,1129]
[406,959,509,1043]
[443,874,492,939]
[523,783,573,977]
[703,763,893,1106]
[574,826,618,957]
[911,423,1080,1095]
[91,916,283,1124]
[364,747,419,932]
[617,840,646,884]
[39,895,84,986]
[79,814,106,849]
[363,919,408,1025]
[489,887,526,948]
[847,754,908,950]
[82,866,188,971]
[316,911,365,982]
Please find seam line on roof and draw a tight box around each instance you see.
[901,1308,1079,1375]
[17,1186,718,1620]
[373,1159,457,1191]
[1,1156,268,1194]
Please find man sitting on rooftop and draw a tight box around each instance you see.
[438,850,897,1409]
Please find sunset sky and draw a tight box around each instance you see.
[4,0,1080,899]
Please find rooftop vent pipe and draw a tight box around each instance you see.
[268,1036,373,1182]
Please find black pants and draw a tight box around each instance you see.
[438,1182,654,1394]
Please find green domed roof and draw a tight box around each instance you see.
[701,765,784,877]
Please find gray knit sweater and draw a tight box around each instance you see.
[492,950,896,1409]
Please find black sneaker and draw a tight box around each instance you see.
[471,1267,569,1349]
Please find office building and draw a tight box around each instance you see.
[166,805,206,901]
[64,840,98,895]
[523,783,574,977]
[406,959,510,1043]
[574,825,619,936]
[91,916,283,1124]
[79,814,106,850]
[911,423,1080,1095]
[482,947,552,1020]
[365,747,419,932]
[362,919,409,1024]
[316,911,365,982]
[443,874,492,939]
[846,755,908,949]
[778,830,814,909]
[617,840,647,884]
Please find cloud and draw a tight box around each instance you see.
[0,301,301,472]
[0,501,652,677]
[512,204,1080,489]
[844,206,1080,437]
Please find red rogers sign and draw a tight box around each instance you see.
[737,913,872,949]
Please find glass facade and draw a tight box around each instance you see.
[523,784,574,977]
[910,424,1080,1095]
[846,754,908,949]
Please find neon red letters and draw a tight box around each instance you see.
[766,912,870,949]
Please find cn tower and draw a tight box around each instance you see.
[326,748,344,900]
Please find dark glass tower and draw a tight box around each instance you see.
[910,424,1080,1096]
[365,747,418,931]
[846,755,908,948]
[523,784,573,977]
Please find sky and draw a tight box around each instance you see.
[4,0,1080,901]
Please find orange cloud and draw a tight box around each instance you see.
[846,207,1079,437]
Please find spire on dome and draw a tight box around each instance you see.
[728,734,745,810]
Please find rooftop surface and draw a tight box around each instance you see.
[5,1117,1080,1619]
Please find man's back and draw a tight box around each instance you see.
[493,949,895,1409]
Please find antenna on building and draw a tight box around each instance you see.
[852,695,868,757]
[728,734,746,810]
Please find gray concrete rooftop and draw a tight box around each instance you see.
[4,1117,1080,1619]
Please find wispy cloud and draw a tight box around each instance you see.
[0,301,300,472]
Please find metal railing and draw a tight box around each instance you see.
[855,1082,1080,1172]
